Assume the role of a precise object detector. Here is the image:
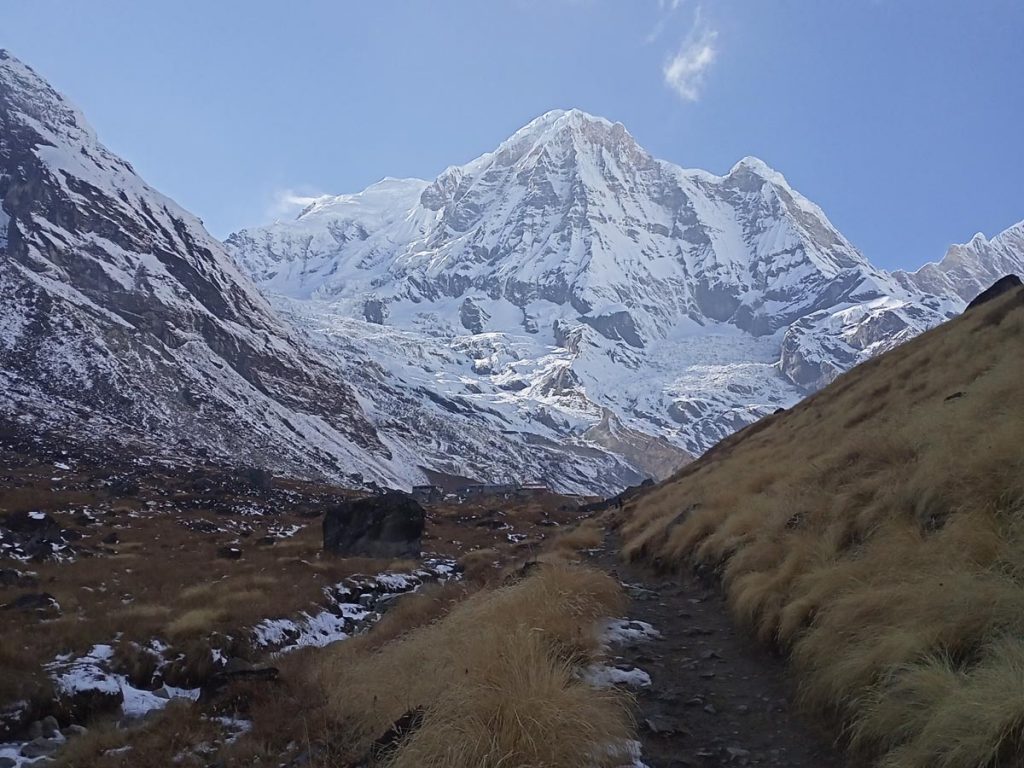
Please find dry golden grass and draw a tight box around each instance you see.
[267,563,633,766]
[549,518,605,555]
[383,627,633,768]
[621,286,1024,766]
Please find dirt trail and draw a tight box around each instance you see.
[589,542,847,768]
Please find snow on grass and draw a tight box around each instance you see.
[253,557,459,653]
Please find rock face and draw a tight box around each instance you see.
[0,50,404,488]
[964,274,1022,311]
[323,492,426,559]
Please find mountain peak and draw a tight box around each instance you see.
[488,108,646,166]
[728,155,790,186]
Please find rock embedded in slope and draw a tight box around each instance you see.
[322,492,425,559]
[964,274,1022,311]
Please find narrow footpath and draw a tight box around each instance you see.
[589,540,847,768]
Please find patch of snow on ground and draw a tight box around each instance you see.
[213,715,253,745]
[600,618,661,647]
[253,557,459,653]
[601,739,651,768]
[583,664,652,689]
[46,643,200,720]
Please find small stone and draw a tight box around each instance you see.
[699,670,716,679]
[41,715,60,738]
[703,703,717,714]
[700,649,721,661]
[62,724,89,738]
[727,746,751,760]
[643,715,686,736]
[21,737,61,758]
[223,657,254,674]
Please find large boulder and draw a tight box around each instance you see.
[323,492,425,559]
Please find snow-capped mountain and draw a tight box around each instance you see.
[4,50,1019,495]
[0,51,412,486]
[0,56,652,494]
[228,109,985,472]
[895,220,1024,302]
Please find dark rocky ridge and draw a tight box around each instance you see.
[0,50,394,486]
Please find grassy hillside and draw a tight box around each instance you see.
[621,285,1024,767]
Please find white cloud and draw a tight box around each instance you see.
[266,187,325,221]
[663,10,718,102]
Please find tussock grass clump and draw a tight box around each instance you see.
[310,563,631,765]
[384,627,631,768]
[621,286,1024,766]
[549,518,605,555]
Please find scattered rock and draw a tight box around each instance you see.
[322,492,425,559]
[40,715,60,738]
[2,591,60,616]
[643,715,687,736]
[217,545,243,560]
[0,568,39,587]
[203,665,280,697]
[20,737,62,758]
[223,657,254,675]
[102,531,120,544]
[0,510,68,560]
[369,708,425,762]
[0,700,31,741]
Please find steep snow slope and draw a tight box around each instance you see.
[229,110,970,464]
[0,51,410,485]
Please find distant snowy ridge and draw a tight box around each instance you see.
[895,220,1024,302]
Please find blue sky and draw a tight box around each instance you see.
[3,1,1022,269]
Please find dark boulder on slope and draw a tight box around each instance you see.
[964,274,1022,311]
[323,492,425,559]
